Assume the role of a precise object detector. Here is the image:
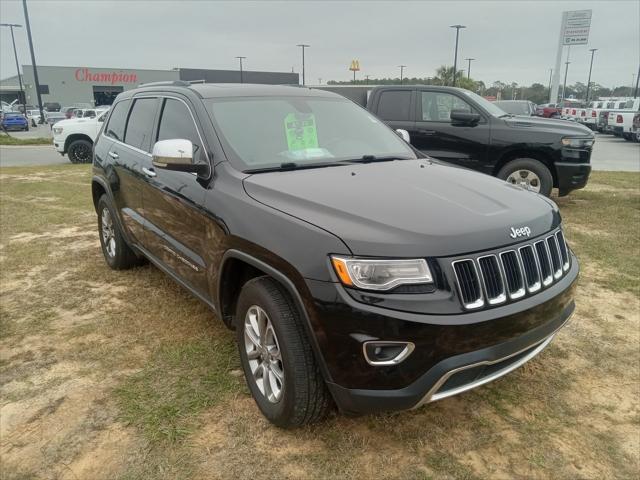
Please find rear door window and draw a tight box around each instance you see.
[376,90,412,121]
[105,99,131,141]
[124,98,158,152]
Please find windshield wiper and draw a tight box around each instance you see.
[342,155,411,164]
[245,161,346,173]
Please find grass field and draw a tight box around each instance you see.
[1,166,638,480]
[0,135,52,146]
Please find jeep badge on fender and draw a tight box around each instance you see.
[510,226,532,239]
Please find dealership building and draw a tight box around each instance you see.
[0,65,299,106]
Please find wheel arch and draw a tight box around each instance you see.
[493,149,558,187]
[217,249,334,383]
[64,133,93,153]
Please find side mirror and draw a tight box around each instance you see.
[152,138,208,174]
[450,110,481,125]
[395,129,410,143]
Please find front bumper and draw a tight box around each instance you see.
[306,256,578,414]
[556,146,592,195]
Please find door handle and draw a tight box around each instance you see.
[418,129,436,135]
[142,167,157,178]
[108,151,119,159]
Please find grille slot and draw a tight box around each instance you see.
[452,260,484,309]
[519,245,541,292]
[477,255,506,304]
[534,240,553,286]
[500,250,526,299]
[556,231,570,270]
[546,236,563,279]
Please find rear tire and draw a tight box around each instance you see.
[235,276,332,427]
[97,194,143,270]
[498,158,553,197]
[68,139,93,164]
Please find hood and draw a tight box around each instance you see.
[243,160,559,257]
[504,115,593,136]
[55,118,96,128]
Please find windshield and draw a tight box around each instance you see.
[493,101,530,115]
[207,96,417,171]
[459,90,508,117]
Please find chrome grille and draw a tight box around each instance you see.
[452,230,571,310]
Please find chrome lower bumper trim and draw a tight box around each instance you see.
[413,333,556,409]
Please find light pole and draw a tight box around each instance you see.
[21,0,44,122]
[296,44,309,85]
[562,60,570,101]
[547,68,553,101]
[235,56,246,83]
[398,65,406,85]
[465,58,474,79]
[450,24,466,86]
[585,48,597,103]
[0,23,25,105]
[634,64,640,98]
[632,73,637,97]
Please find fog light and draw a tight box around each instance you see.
[363,341,415,366]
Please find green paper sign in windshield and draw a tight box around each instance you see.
[284,113,319,151]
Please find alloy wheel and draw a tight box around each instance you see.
[506,169,541,193]
[101,208,116,258]
[244,305,285,403]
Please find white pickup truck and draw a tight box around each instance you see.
[605,99,640,137]
[52,108,109,163]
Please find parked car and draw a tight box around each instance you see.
[43,102,61,112]
[1,112,28,131]
[52,108,109,163]
[632,113,640,142]
[93,82,579,427]
[362,86,593,197]
[582,101,605,130]
[26,109,43,125]
[535,103,561,118]
[614,107,640,141]
[493,100,537,116]
[45,112,67,127]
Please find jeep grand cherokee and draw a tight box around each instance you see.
[92,82,578,427]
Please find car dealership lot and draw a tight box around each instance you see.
[0,165,637,479]
[1,129,638,172]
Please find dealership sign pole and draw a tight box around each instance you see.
[550,10,592,104]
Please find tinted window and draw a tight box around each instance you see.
[157,99,202,156]
[124,98,157,151]
[376,91,412,121]
[105,99,130,141]
[421,91,475,121]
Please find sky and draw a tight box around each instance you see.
[0,0,638,88]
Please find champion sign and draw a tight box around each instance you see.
[74,68,138,84]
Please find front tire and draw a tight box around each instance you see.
[97,194,142,270]
[498,158,553,197]
[235,277,331,427]
[68,139,93,164]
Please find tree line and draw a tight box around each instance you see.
[327,65,635,104]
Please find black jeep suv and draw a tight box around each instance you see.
[92,82,578,427]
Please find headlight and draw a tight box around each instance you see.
[53,127,63,135]
[330,256,433,291]
[561,136,594,148]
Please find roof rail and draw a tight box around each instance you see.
[138,80,191,88]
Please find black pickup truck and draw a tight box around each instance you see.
[319,85,594,197]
